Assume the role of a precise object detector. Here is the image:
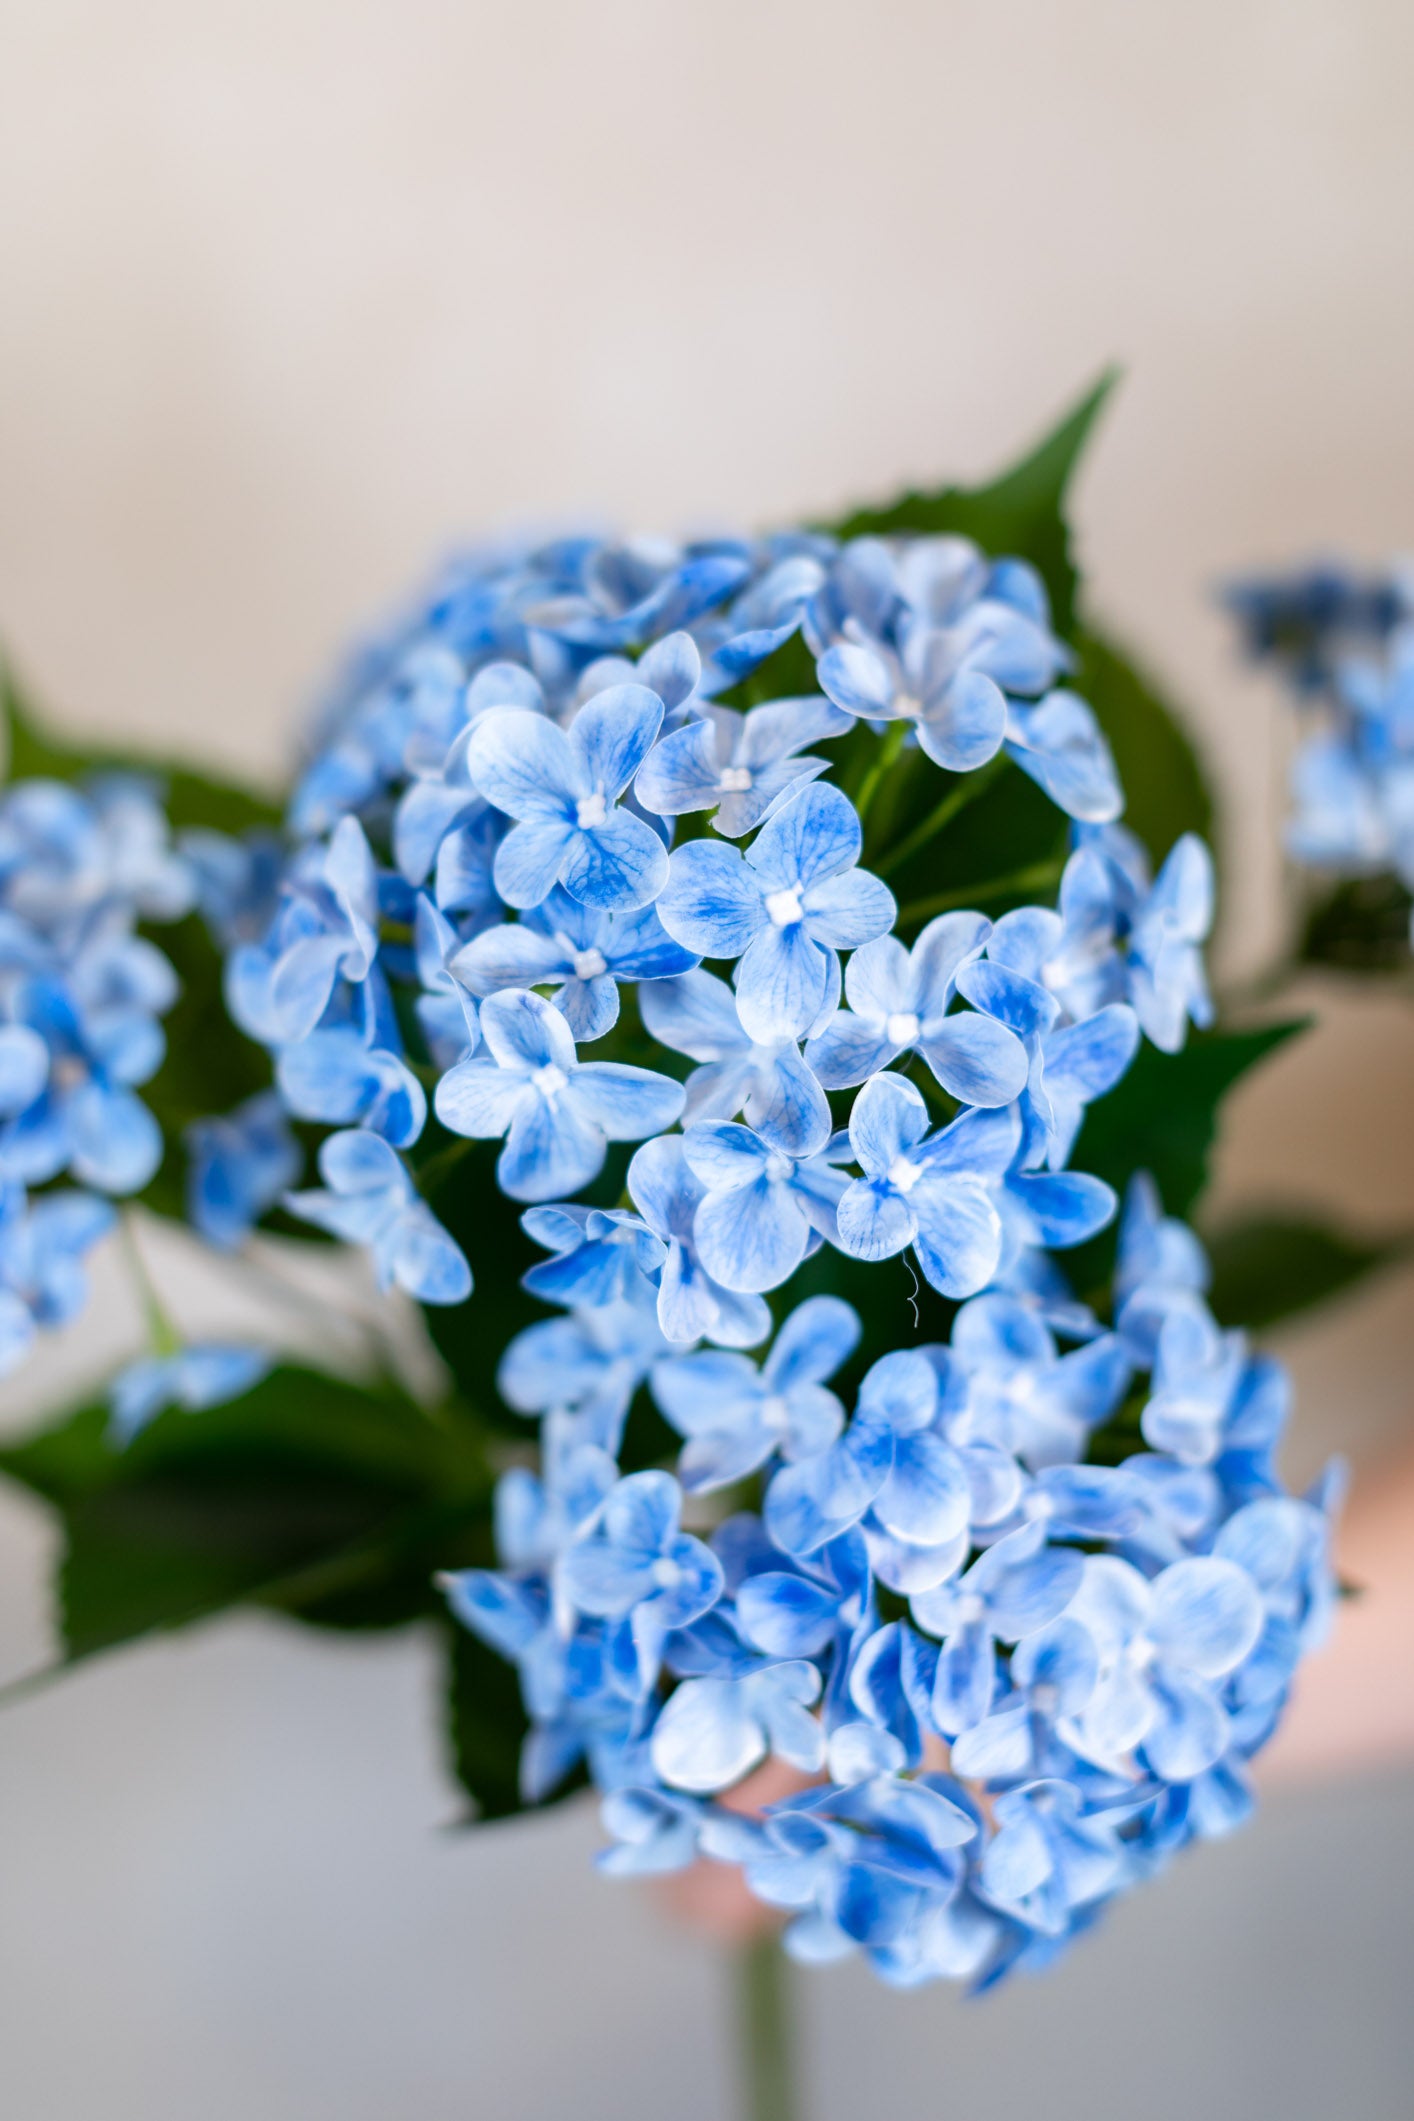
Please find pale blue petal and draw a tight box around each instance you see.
[918,1012,1029,1107]
[657,841,764,958]
[1149,1557,1264,1678]
[479,987,577,1071]
[569,683,664,797]
[434,1057,529,1137]
[634,719,722,817]
[561,808,669,911]
[805,1011,899,1090]
[817,642,896,719]
[848,1071,930,1175]
[467,707,579,818]
[493,816,577,909]
[569,1062,685,1140]
[695,1174,810,1292]
[735,924,832,1045]
[638,969,746,1062]
[499,1092,607,1201]
[910,1178,1003,1298]
[802,867,896,949]
[748,782,861,893]
[915,669,1008,772]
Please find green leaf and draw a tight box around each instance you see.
[824,369,1119,637]
[1072,1019,1309,1227]
[442,1621,558,1824]
[0,1366,496,1664]
[2,654,282,836]
[1202,1212,1411,1332]
[1299,872,1414,976]
[1072,627,1213,868]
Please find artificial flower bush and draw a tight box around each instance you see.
[0,381,1382,2004]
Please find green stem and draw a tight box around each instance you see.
[852,720,909,825]
[875,751,1010,878]
[897,855,1064,929]
[734,1935,798,2121]
[118,1214,181,1357]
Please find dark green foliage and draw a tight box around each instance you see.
[1299,872,1414,975]
[0,1366,496,1662]
[825,369,1119,640]
[1073,627,1213,867]
[1202,1212,1411,1332]
[1074,1019,1307,1222]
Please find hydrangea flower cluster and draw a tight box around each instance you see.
[0,774,195,1376]
[1224,558,1414,940]
[156,519,1333,1988]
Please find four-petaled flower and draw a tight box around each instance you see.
[465,686,670,911]
[454,887,696,1042]
[834,1073,1014,1298]
[635,695,851,838]
[434,988,684,1203]
[650,1295,860,1491]
[656,783,895,1043]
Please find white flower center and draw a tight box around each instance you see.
[887,1153,922,1194]
[956,1591,986,1628]
[885,1011,920,1046]
[532,1062,569,1099]
[765,884,804,928]
[760,1393,791,1433]
[765,1151,794,1184]
[571,947,608,980]
[576,790,609,830]
[719,765,753,793]
[651,1556,681,1590]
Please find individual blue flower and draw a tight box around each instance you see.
[598,1787,706,1875]
[1141,1299,1246,1465]
[274,972,428,1149]
[833,1073,1014,1299]
[391,660,543,885]
[453,887,696,1042]
[179,826,286,949]
[1060,1553,1264,1781]
[0,774,194,937]
[226,814,380,1047]
[0,1185,115,1376]
[805,912,1028,1105]
[498,1293,669,1454]
[650,1295,860,1492]
[656,782,895,1044]
[625,1133,771,1348]
[909,1522,1087,1736]
[411,894,481,1071]
[185,1091,301,1250]
[558,1469,724,1679]
[947,1293,1130,1469]
[635,694,851,838]
[978,1779,1126,1937]
[434,987,684,1204]
[284,1127,471,1304]
[650,1658,825,1793]
[0,966,167,1195]
[1003,692,1123,823]
[463,686,669,911]
[1112,1171,1211,1362]
[681,1114,848,1295]
[638,969,829,1156]
[764,1348,973,1576]
[695,550,829,689]
[518,1200,664,1311]
[108,1342,273,1445]
[1125,834,1215,1052]
[814,538,1060,771]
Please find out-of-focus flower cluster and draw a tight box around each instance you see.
[1224,558,1414,938]
[0,774,195,1376]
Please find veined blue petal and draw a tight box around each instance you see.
[467,708,580,818]
[569,683,664,797]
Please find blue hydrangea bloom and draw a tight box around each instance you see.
[656,783,895,1044]
[434,988,684,1203]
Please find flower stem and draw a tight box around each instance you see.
[896,854,1065,928]
[875,750,1010,878]
[852,720,909,825]
[734,1936,799,2121]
